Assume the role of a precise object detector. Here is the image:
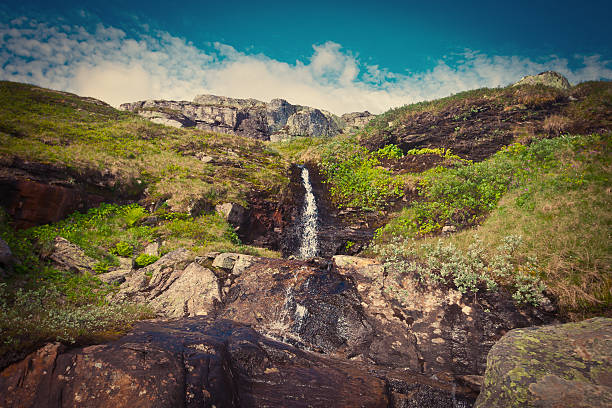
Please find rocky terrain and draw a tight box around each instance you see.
[120,94,375,140]
[0,74,610,407]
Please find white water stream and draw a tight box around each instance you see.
[297,165,319,259]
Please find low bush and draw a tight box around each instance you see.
[134,253,159,268]
[374,234,546,305]
[319,137,404,210]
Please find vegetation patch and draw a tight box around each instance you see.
[0,81,289,212]
[318,136,404,210]
[373,133,611,317]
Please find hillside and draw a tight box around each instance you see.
[0,77,611,407]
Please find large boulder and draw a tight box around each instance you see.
[112,249,220,317]
[475,317,612,408]
[0,317,475,408]
[513,71,571,90]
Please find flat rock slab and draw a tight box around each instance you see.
[475,317,612,408]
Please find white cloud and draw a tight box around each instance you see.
[0,17,611,114]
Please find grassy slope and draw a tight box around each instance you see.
[0,81,288,361]
[0,81,287,210]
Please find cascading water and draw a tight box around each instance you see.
[297,165,319,259]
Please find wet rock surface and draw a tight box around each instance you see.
[475,317,612,408]
[120,94,366,140]
[0,317,476,408]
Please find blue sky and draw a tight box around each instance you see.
[1,0,611,113]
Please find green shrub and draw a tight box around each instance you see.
[0,282,154,353]
[110,241,134,257]
[319,138,404,210]
[134,253,159,268]
[373,144,404,160]
[374,234,545,305]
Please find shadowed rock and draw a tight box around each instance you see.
[0,318,388,407]
[0,317,478,407]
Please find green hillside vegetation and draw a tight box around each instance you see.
[0,81,286,358]
[0,79,610,361]
[0,81,287,210]
[271,81,611,318]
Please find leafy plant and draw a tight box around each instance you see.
[374,234,546,305]
[110,241,134,257]
[319,137,404,210]
[134,253,159,268]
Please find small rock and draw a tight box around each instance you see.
[140,216,159,226]
[232,254,255,276]
[442,225,457,233]
[204,252,221,260]
[215,203,246,227]
[98,269,131,285]
[48,237,95,274]
[144,242,159,256]
[194,152,214,163]
[212,253,238,270]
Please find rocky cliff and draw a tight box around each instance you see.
[120,95,375,140]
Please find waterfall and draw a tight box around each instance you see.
[297,165,319,259]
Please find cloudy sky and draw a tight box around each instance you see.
[1,0,611,114]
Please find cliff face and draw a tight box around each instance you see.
[119,95,374,140]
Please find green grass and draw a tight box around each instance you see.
[0,81,290,361]
[372,133,612,317]
[318,136,405,210]
[0,208,155,359]
[0,81,289,210]
[0,199,281,360]
[357,81,611,149]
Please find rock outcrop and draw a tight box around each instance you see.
[0,318,476,408]
[0,158,142,229]
[341,111,376,131]
[475,317,612,408]
[0,245,564,407]
[116,251,553,385]
[120,94,370,140]
[47,236,96,274]
[112,249,220,318]
[513,71,571,90]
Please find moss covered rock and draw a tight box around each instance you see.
[513,71,571,89]
[475,317,612,408]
